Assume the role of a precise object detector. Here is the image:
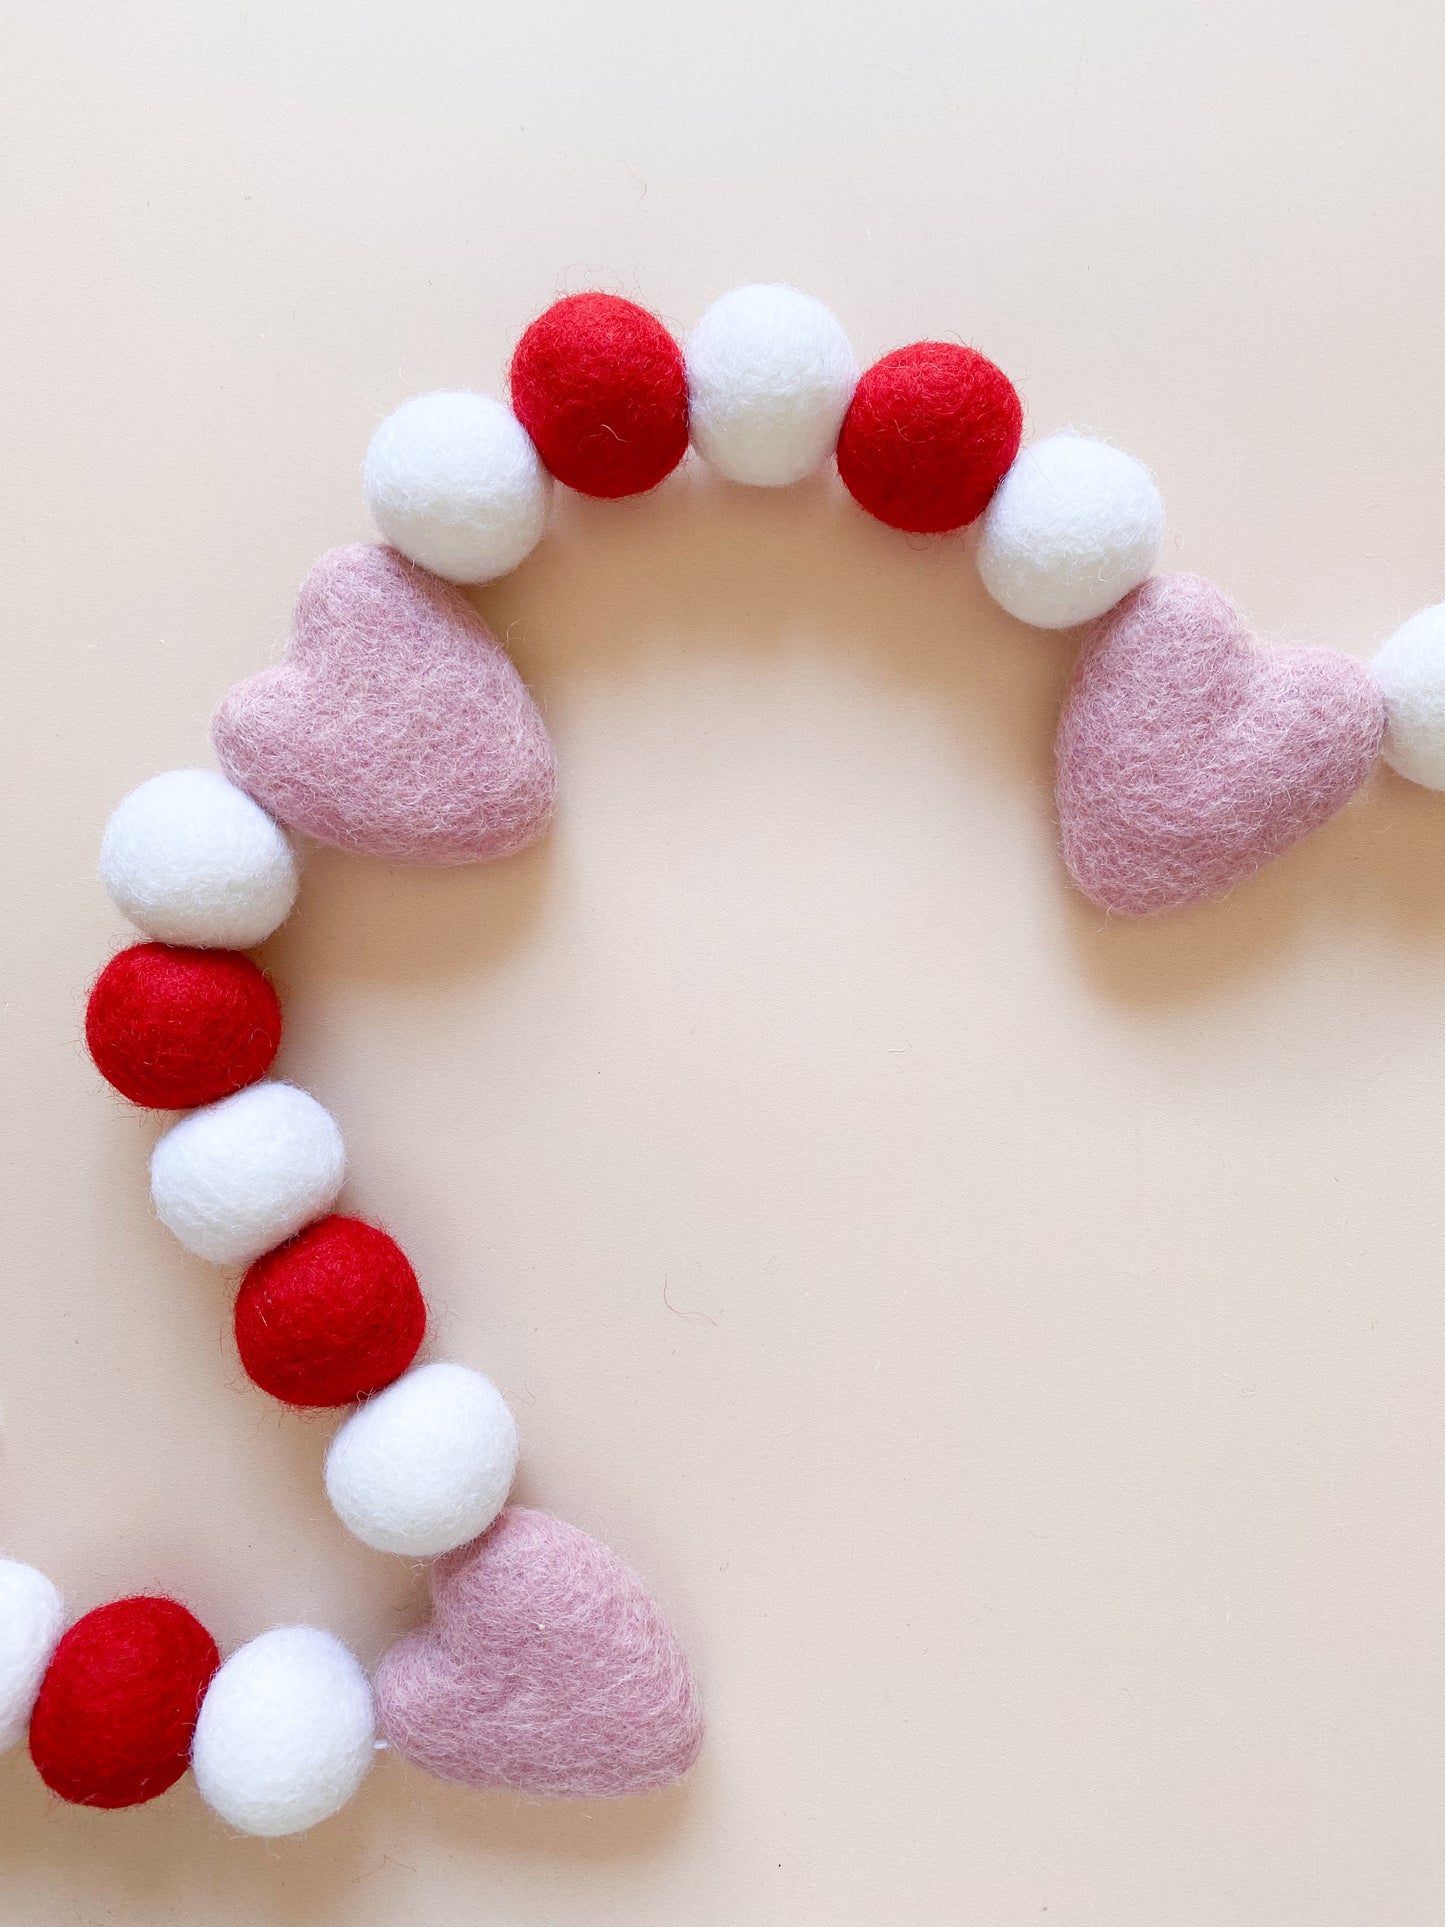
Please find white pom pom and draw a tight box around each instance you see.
[363,392,551,584]
[0,1559,65,1753]
[101,769,297,948]
[151,1082,345,1266]
[976,433,1165,630]
[687,284,859,487]
[192,1626,375,1836]
[325,1361,518,1558]
[1372,603,1445,789]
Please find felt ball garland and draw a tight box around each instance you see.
[14,279,1445,1843]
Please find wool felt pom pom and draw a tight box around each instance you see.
[0,1559,65,1753]
[324,1361,518,1558]
[85,943,282,1111]
[686,284,859,487]
[191,1626,375,1836]
[234,1216,426,1407]
[1056,574,1385,915]
[150,1081,346,1266]
[362,392,551,584]
[28,1597,220,1808]
[101,770,298,948]
[375,1507,704,1798]
[1371,603,1445,788]
[212,545,556,865]
[976,433,1165,629]
[509,292,689,498]
[836,341,1022,534]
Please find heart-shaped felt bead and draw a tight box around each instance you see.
[1055,573,1384,916]
[212,545,556,863]
[375,1507,704,1798]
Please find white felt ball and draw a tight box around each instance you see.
[687,284,859,487]
[363,391,551,584]
[1372,603,1445,788]
[0,1559,65,1753]
[101,769,298,948]
[325,1361,519,1558]
[150,1081,345,1266]
[192,1625,375,1837]
[976,433,1165,630]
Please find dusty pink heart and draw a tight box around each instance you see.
[212,544,556,863]
[1055,573,1384,916]
[375,1507,704,1799]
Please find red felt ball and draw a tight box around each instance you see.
[509,291,689,498]
[234,1214,427,1407]
[835,341,1023,534]
[29,1597,220,1809]
[85,943,282,1109]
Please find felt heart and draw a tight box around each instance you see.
[1055,573,1384,916]
[212,544,555,863]
[375,1507,704,1798]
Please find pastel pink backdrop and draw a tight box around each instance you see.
[3,3,1445,1923]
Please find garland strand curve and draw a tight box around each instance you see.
[5,280,1444,1840]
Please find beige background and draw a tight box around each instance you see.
[3,1,1445,1921]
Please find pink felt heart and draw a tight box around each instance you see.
[375,1507,704,1799]
[1055,573,1383,916]
[212,544,555,863]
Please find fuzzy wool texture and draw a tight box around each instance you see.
[976,433,1164,629]
[1371,602,1445,789]
[235,1215,426,1407]
[85,943,282,1110]
[324,1361,518,1558]
[376,1507,704,1799]
[28,1597,219,1809]
[686,284,859,487]
[212,545,556,865]
[101,769,298,948]
[0,1560,65,1753]
[835,340,1022,534]
[509,292,689,498]
[150,1081,346,1266]
[363,392,552,585]
[191,1626,375,1837]
[1056,573,1384,916]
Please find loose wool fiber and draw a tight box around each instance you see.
[29,1597,219,1809]
[1371,602,1445,789]
[235,1216,426,1407]
[150,1081,346,1266]
[212,544,556,864]
[1056,573,1384,915]
[686,284,858,487]
[363,391,551,585]
[101,769,297,948]
[376,1507,704,1798]
[836,340,1022,533]
[85,943,282,1111]
[0,1559,65,1753]
[192,1626,375,1837]
[976,433,1164,629]
[510,292,689,498]
[325,1361,518,1558]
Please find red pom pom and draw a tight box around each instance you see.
[234,1215,427,1407]
[85,943,282,1109]
[29,1597,220,1809]
[835,341,1023,534]
[509,292,688,499]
